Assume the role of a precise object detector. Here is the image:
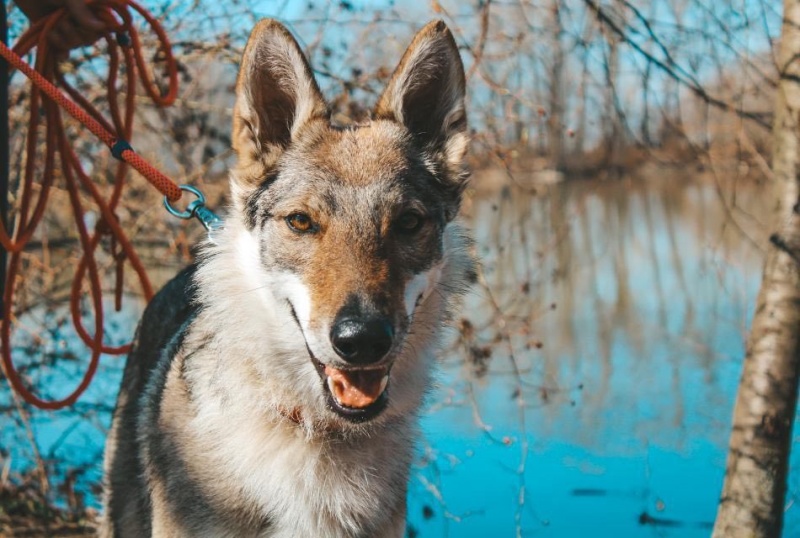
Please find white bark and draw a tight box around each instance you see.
[712,1,800,536]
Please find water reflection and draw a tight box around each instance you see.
[3,174,795,537]
[407,175,790,537]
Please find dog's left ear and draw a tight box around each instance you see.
[375,21,468,200]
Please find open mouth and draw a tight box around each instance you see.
[322,364,390,422]
[288,303,390,422]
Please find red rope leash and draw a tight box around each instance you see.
[0,0,182,409]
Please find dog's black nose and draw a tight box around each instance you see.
[330,317,394,365]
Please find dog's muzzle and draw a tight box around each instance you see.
[288,303,392,423]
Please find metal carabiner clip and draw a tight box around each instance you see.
[163,185,223,242]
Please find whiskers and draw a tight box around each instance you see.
[230,283,271,297]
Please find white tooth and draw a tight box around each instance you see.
[379,375,389,395]
[327,376,339,400]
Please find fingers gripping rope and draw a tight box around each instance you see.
[0,0,184,409]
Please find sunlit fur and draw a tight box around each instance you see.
[101,19,473,537]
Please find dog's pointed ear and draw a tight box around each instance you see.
[232,20,327,192]
[375,21,468,180]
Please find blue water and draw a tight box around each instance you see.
[403,178,797,536]
[3,177,797,536]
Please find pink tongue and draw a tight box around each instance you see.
[325,366,385,409]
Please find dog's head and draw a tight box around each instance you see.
[226,20,469,425]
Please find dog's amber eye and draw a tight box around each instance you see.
[396,211,425,234]
[286,213,316,233]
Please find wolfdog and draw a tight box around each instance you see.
[100,18,473,537]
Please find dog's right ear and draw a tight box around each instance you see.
[232,20,327,194]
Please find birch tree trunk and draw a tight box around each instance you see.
[712,1,800,536]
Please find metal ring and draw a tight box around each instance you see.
[163,185,206,219]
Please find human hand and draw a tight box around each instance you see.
[15,0,106,50]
